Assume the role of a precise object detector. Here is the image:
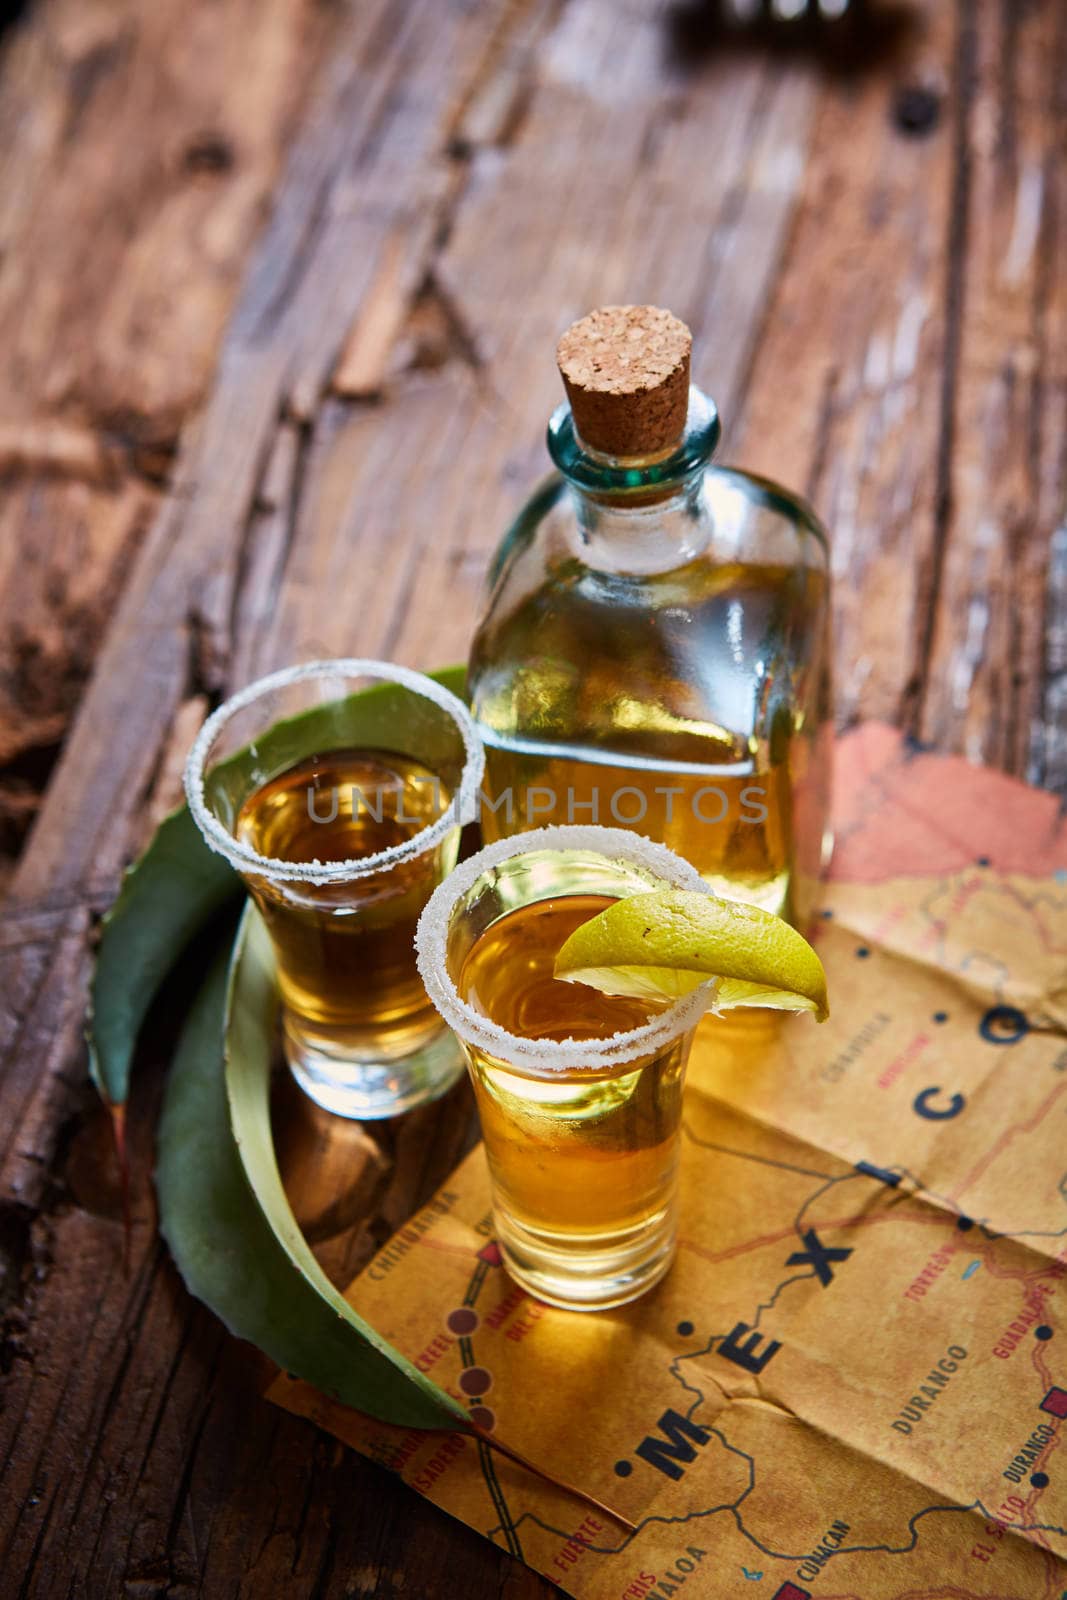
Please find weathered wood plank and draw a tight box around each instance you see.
[0,0,341,860]
[1034,511,1067,793]
[0,476,160,897]
[1,0,514,914]
[0,4,549,1596]
[0,0,333,436]
[735,0,957,733]
[438,0,816,449]
[254,0,818,681]
[0,479,156,763]
[919,0,1067,777]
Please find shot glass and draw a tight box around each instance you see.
[184,659,484,1119]
[415,824,713,1310]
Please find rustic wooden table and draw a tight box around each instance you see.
[1,0,1063,1594]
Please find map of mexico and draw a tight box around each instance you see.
[272,725,1067,1598]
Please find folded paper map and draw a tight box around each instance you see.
[271,724,1067,1598]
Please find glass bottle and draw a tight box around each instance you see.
[467,306,832,927]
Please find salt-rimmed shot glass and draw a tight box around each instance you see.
[184,660,484,1119]
[415,825,713,1310]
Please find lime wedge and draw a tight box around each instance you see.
[553,889,829,1022]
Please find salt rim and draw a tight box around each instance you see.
[183,659,485,886]
[415,824,716,1074]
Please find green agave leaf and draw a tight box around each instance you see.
[87,804,241,1108]
[161,925,637,1527]
[219,904,466,1429]
[157,935,461,1426]
[88,664,467,1109]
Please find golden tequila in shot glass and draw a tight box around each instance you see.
[416,825,713,1310]
[185,660,484,1119]
[235,747,447,1053]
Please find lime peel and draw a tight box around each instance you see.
[553,889,829,1023]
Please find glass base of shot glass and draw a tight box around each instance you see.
[494,1202,677,1311]
[283,1015,466,1119]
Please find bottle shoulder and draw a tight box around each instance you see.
[471,468,829,655]
[468,465,831,751]
[478,466,827,601]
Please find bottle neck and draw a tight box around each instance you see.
[546,386,721,575]
[570,470,709,572]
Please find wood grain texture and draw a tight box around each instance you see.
[919,0,1067,777]
[254,0,819,683]
[0,0,338,870]
[0,0,332,431]
[1,0,1065,1595]
[0,2,551,1595]
[735,2,955,731]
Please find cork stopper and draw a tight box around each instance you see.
[556,305,692,458]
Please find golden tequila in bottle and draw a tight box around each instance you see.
[468,306,832,925]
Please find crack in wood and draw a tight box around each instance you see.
[451,0,566,153]
[0,1198,36,1328]
[422,269,486,376]
[1033,521,1067,793]
[904,0,977,739]
[228,418,313,687]
[1026,0,1067,791]
[913,0,1066,770]
[154,1328,226,1579]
